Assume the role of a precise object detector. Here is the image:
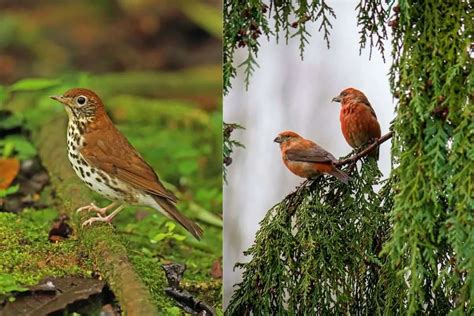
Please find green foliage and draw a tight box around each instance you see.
[150,222,187,243]
[223,0,392,94]
[0,135,37,160]
[384,1,473,314]
[0,86,7,107]
[224,0,335,93]
[9,78,60,92]
[356,0,391,61]
[227,160,396,314]
[116,210,222,310]
[180,1,222,38]
[0,112,23,130]
[0,184,19,198]
[0,274,28,297]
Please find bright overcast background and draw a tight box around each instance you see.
[224,0,394,307]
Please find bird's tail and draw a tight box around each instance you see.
[329,167,351,185]
[152,196,203,240]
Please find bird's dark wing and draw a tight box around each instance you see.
[361,100,378,119]
[80,119,177,203]
[285,140,337,163]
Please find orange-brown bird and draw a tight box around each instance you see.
[51,88,203,240]
[274,131,350,184]
[332,88,381,157]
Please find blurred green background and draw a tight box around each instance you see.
[0,0,221,84]
[0,0,222,313]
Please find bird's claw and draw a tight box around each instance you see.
[77,203,100,213]
[76,203,110,216]
[81,213,113,227]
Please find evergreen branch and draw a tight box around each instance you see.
[315,0,336,49]
[223,122,245,183]
[227,160,388,314]
[335,131,393,167]
[356,0,390,61]
[224,0,336,93]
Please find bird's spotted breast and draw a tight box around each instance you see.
[66,123,137,203]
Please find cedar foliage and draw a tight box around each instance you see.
[226,1,473,314]
[386,1,473,314]
[227,160,401,314]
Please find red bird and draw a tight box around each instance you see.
[274,131,350,184]
[332,88,381,157]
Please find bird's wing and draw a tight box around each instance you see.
[362,100,378,119]
[80,121,177,202]
[285,140,337,163]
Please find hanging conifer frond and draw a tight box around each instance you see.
[384,1,473,313]
[227,159,402,314]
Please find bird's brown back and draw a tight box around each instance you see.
[80,110,177,202]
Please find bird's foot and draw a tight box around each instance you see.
[81,205,124,227]
[81,213,114,227]
[76,202,117,216]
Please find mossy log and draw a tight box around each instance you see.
[33,115,158,315]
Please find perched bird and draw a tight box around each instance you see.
[50,88,203,240]
[332,88,381,158]
[274,131,350,184]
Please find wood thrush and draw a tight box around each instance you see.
[332,88,381,159]
[50,88,203,240]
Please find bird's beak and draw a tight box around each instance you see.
[274,136,282,143]
[331,95,342,103]
[50,95,68,105]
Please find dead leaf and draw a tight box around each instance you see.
[48,215,72,242]
[0,158,20,189]
[2,277,105,316]
[210,257,222,279]
[101,303,119,316]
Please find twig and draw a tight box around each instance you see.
[162,263,215,315]
[335,131,393,167]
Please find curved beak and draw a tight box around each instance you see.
[274,136,282,144]
[331,95,342,103]
[50,95,68,105]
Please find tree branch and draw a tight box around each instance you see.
[335,131,393,167]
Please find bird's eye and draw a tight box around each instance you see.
[76,96,87,106]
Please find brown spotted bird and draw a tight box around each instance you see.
[51,88,203,239]
[332,88,381,158]
[274,131,350,184]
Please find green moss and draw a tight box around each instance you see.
[0,209,93,294]
[114,209,222,310]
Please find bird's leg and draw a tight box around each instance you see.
[76,202,118,216]
[81,205,125,227]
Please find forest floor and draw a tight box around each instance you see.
[0,68,222,315]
